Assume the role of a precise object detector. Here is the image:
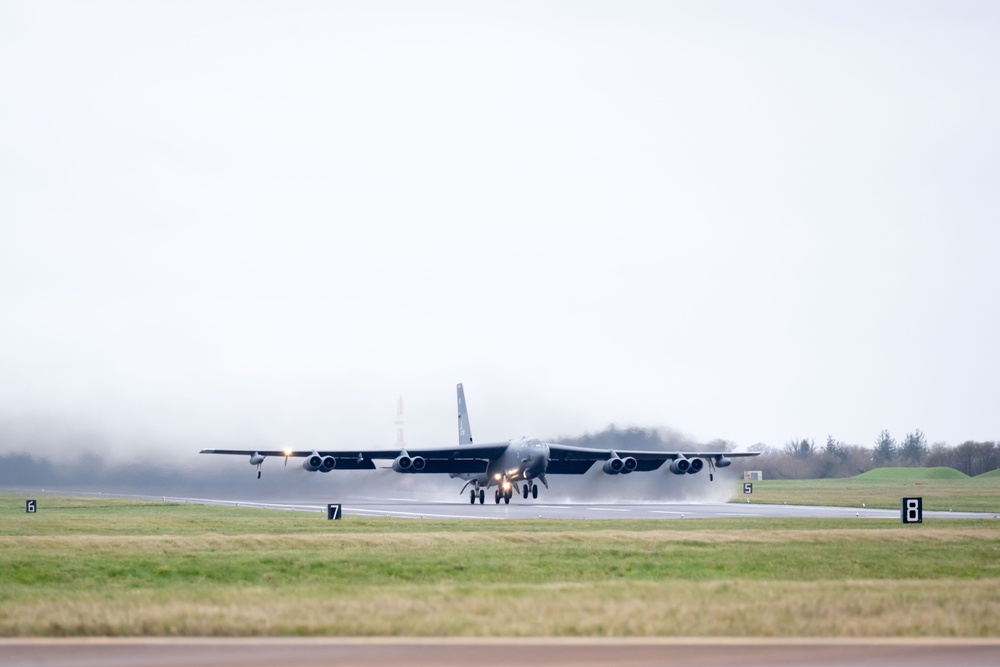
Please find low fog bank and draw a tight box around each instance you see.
[0,425,743,503]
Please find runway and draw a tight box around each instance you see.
[11,488,998,520]
[139,494,997,521]
[2,638,999,667]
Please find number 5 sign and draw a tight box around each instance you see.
[901,497,922,524]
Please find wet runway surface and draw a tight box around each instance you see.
[3,638,999,667]
[154,494,997,521]
[17,487,997,521]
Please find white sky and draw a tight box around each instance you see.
[1,1,998,461]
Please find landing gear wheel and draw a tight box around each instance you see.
[470,489,476,504]
[257,470,261,479]
[495,490,501,504]
[522,484,529,499]
[479,489,485,504]
[531,484,538,499]
[504,494,510,505]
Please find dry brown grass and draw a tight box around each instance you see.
[4,580,999,637]
[5,525,995,551]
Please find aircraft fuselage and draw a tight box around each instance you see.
[455,437,549,490]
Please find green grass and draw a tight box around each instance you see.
[855,466,970,481]
[741,468,1000,513]
[1,493,1000,637]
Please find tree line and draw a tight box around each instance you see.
[744,430,999,479]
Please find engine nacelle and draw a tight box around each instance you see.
[410,456,426,472]
[714,455,732,468]
[621,456,637,474]
[602,457,624,474]
[392,454,412,472]
[687,457,704,474]
[319,456,337,473]
[249,452,265,466]
[303,451,323,472]
[669,457,690,475]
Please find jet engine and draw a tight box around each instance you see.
[319,456,337,473]
[603,453,638,475]
[303,451,323,472]
[393,454,426,472]
[668,456,690,475]
[602,457,624,474]
[687,457,704,474]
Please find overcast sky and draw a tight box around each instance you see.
[1,1,998,462]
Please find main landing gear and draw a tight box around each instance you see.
[494,487,514,504]
[521,483,538,499]
[469,488,485,505]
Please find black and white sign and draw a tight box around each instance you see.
[26,499,37,513]
[743,483,753,494]
[327,503,342,520]
[901,497,923,524]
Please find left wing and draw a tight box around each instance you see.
[546,444,759,475]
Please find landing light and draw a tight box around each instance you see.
[502,482,511,490]
[494,473,502,480]
[283,448,293,457]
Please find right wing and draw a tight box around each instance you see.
[200,443,509,474]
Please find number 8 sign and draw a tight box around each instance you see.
[901,497,922,524]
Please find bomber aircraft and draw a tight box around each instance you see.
[201,384,760,504]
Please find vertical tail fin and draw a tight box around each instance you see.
[457,383,474,445]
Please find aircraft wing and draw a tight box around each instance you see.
[546,444,759,474]
[200,444,510,474]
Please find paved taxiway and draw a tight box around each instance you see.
[3,638,999,667]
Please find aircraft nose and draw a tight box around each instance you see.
[526,449,543,472]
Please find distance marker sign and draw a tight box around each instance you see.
[901,497,923,524]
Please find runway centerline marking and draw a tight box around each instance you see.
[587,507,630,512]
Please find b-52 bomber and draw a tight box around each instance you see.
[201,384,760,504]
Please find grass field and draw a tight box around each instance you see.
[2,492,999,637]
[739,467,1000,513]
